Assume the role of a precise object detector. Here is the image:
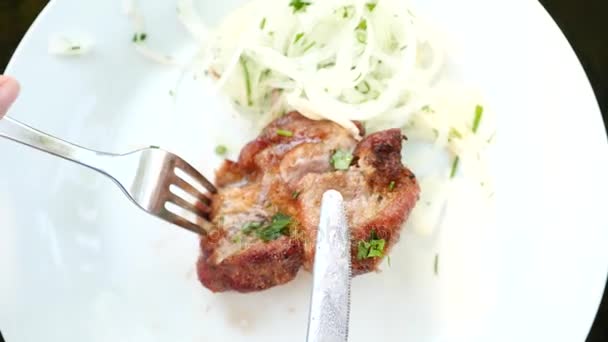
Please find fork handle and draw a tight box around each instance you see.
[0,116,115,173]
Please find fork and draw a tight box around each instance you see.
[0,116,216,234]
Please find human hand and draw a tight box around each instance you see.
[0,76,20,118]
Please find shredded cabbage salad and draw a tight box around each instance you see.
[205,0,494,178]
[207,0,446,137]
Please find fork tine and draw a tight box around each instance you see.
[167,193,211,219]
[172,176,212,205]
[159,207,206,235]
[173,159,217,194]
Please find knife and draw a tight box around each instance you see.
[306,190,351,342]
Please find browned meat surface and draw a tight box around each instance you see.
[197,112,420,293]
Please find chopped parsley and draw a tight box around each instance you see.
[339,5,355,18]
[356,19,367,30]
[276,129,294,137]
[215,145,228,156]
[70,45,81,51]
[357,230,386,260]
[421,105,434,113]
[289,0,311,13]
[450,156,460,178]
[239,56,253,106]
[260,17,267,30]
[257,213,292,241]
[318,61,336,69]
[388,180,396,191]
[472,105,483,133]
[449,127,463,140]
[242,221,263,235]
[294,32,305,44]
[330,150,353,170]
[366,2,377,11]
[132,32,147,43]
[231,235,242,244]
[292,190,301,199]
[241,213,292,242]
[302,41,317,53]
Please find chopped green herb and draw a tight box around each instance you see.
[355,80,370,94]
[357,230,386,260]
[150,145,160,149]
[449,127,463,140]
[302,41,316,53]
[432,128,439,138]
[340,5,355,18]
[260,17,267,29]
[132,32,147,43]
[242,221,263,235]
[330,150,353,170]
[294,32,305,44]
[450,156,460,178]
[356,19,367,30]
[434,253,439,275]
[231,234,242,244]
[421,105,433,113]
[289,0,311,13]
[366,2,377,11]
[70,45,81,51]
[472,105,483,133]
[239,56,253,106]
[318,61,336,69]
[257,213,292,241]
[357,241,370,260]
[292,190,301,199]
[388,180,396,191]
[387,255,391,267]
[276,129,294,137]
[367,239,385,257]
[169,90,175,96]
[215,145,228,156]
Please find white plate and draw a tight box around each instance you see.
[1,0,608,341]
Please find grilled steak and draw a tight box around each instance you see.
[197,112,420,292]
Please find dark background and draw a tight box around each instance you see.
[0,0,607,340]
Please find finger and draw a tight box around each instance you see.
[0,76,21,118]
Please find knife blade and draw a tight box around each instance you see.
[306,190,351,342]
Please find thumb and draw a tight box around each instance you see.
[0,76,20,118]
